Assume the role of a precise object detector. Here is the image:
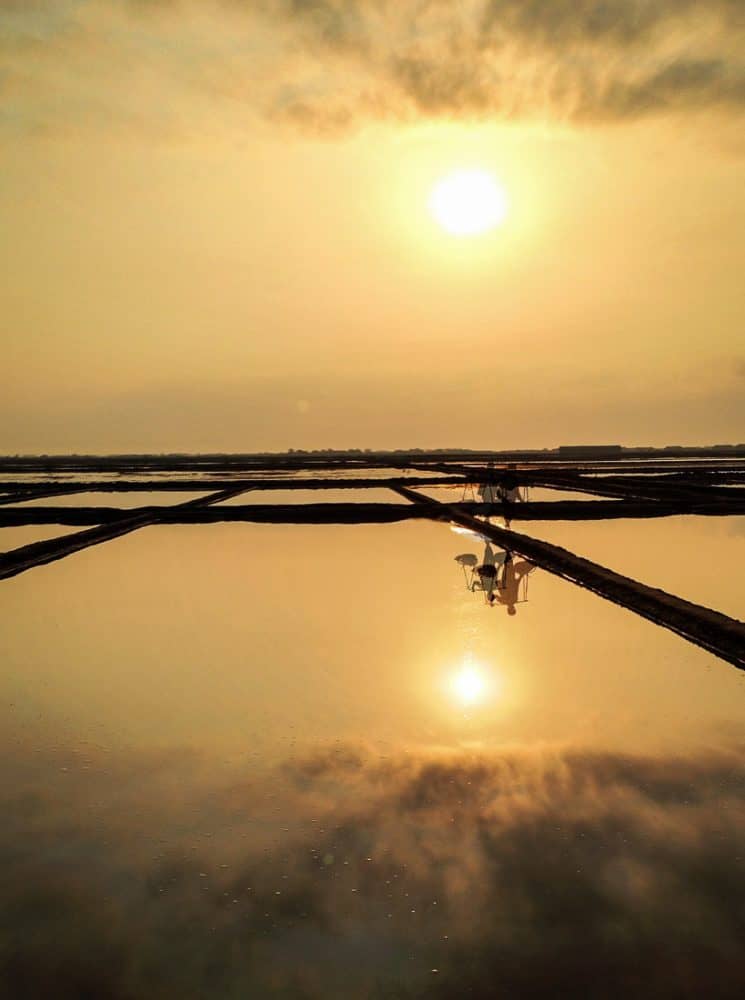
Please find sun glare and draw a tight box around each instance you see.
[451,663,489,705]
[429,169,508,236]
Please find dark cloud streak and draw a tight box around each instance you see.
[2,0,745,137]
[261,0,745,129]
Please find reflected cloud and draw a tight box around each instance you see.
[2,735,744,997]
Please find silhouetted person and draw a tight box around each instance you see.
[478,462,497,504]
[477,481,497,505]
[493,474,522,527]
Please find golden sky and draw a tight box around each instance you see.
[2,0,744,452]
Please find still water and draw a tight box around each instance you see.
[1,519,744,997]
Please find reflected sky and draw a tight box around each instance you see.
[521,515,745,622]
[0,525,85,551]
[2,520,743,753]
[215,487,408,505]
[1,520,744,997]
[15,490,208,508]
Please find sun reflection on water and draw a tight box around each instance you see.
[449,658,499,707]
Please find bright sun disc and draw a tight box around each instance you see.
[452,666,486,705]
[430,169,507,236]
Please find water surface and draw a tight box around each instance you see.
[2,518,744,998]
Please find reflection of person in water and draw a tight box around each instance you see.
[488,551,534,614]
[455,542,534,609]
[466,541,504,601]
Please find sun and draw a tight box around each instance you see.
[447,655,502,708]
[452,666,486,704]
[429,169,508,237]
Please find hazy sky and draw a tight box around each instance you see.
[2,0,744,453]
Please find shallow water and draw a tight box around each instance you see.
[215,487,408,505]
[1,518,744,998]
[521,514,745,620]
[14,490,209,508]
[0,525,86,551]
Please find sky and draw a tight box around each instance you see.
[1,0,744,453]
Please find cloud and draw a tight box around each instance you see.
[259,0,745,128]
[2,736,745,997]
[480,0,744,48]
[1,0,744,137]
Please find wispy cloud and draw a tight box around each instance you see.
[1,0,744,137]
